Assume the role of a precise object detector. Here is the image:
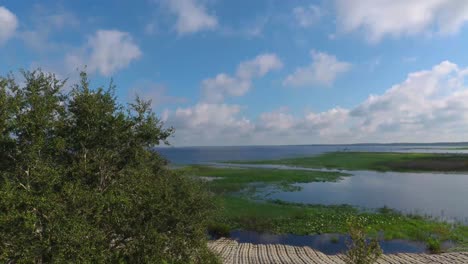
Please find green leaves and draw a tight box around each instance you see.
[344,218,383,264]
[0,70,218,263]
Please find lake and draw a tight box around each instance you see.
[157,143,468,165]
[253,169,468,223]
[157,144,468,221]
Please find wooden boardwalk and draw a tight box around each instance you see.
[209,238,468,264]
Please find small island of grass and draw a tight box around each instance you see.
[230,152,468,172]
[180,165,349,194]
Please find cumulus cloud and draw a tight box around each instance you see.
[165,61,468,146]
[283,50,351,87]
[259,108,296,131]
[164,0,218,35]
[0,6,18,45]
[202,53,283,102]
[349,61,468,137]
[166,103,254,145]
[66,30,142,76]
[293,5,322,28]
[335,0,468,42]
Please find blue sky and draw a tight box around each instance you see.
[2,0,468,146]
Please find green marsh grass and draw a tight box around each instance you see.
[212,196,468,250]
[177,165,468,251]
[180,165,348,194]
[231,152,468,172]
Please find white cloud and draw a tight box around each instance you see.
[202,53,282,102]
[202,74,250,103]
[164,0,218,35]
[335,0,468,42]
[293,5,321,28]
[237,53,283,79]
[166,103,254,145]
[66,30,142,76]
[349,61,468,137]
[0,6,18,44]
[166,61,468,146]
[258,108,296,131]
[283,50,351,87]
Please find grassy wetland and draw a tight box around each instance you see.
[179,165,349,194]
[231,152,468,172]
[178,151,468,252]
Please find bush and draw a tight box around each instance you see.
[344,218,382,264]
[207,222,231,238]
[426,238,442,254]
[0,70,219,263]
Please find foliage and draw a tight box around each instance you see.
[426,238,442,254]
[344,218,382,264]
[0,70,219,263]
[207,222,231,238]
[231,152,468,172]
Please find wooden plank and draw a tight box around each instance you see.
[209,239,465,264]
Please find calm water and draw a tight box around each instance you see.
[227,230,432,254]
[157,143,468,165]
[157,144,468,221]
[254,169,468,222]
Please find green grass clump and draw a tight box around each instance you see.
[231,152,468,172]
[426,238,442,254]
[180,165,348,194]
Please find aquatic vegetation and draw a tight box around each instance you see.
[180,165,349,194]
[211,196,468,250]
[231,152,468,172]
[178,164,468,252]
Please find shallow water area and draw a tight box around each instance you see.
[246,168,468,222]
[224,230,436,254]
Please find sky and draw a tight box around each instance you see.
[2,0,468,146]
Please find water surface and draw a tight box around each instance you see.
[253,169,468,222]
[228,230,431,254]
[157,143,468,165]
[158,144,468,221]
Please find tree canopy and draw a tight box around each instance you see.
[0,70,218,263]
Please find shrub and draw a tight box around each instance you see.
[344,218,382,264]
[207,222,232,238]
[426,238,442,254]
[0,70,219,263]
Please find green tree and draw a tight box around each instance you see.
[0,70,219,263]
